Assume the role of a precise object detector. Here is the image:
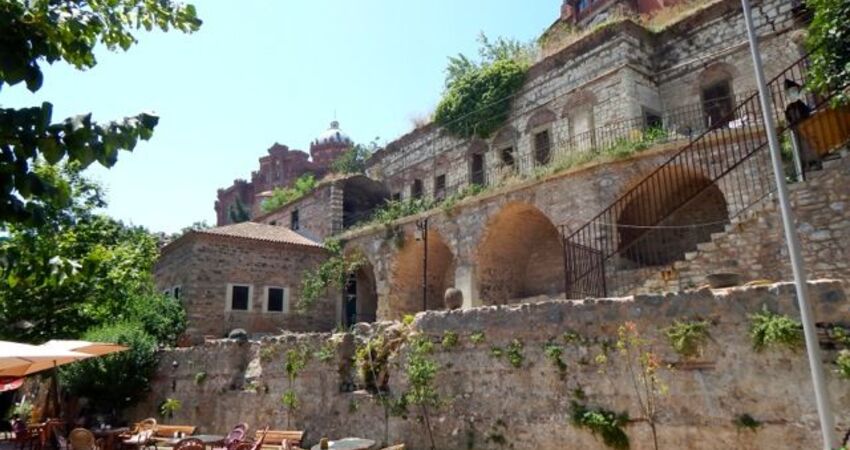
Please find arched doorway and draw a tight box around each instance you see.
[476,203,564,305]
[343,259,378,327]
[617,165,729,267]
[388,229,455,318]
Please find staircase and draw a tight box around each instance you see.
[562,52,850,299]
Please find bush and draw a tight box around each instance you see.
[261,174,318,213]
[806,0,850,104]
[836,350,850,379]
[570,402,630,450]
[61,322,158,413]
[124,293,186,345]
[749,308,804,352]
[664,319,711,358]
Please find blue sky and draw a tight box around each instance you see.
[4,1,560,233]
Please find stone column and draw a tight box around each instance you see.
[454,265,480,309]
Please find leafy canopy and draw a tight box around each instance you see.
[0,0,201,226]
[806,0,850,104]
[331,140,378,175]
[261,173,318,214]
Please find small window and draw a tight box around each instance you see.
[172,286,182,300]
[228,284,251,311]
[265,287,288,313]
[411,179,424,199]
[534,130,552,166]
[470,153,486,186]
[500,147,515,167]
[434,174,446,199]
[290,209,300,231]
[391,192,402,202]
[702,80,734,128]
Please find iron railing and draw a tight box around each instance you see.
[562,52,850,298]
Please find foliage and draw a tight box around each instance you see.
[281,390,299,413]
[601,127,668,159]
[193,371,207,385]
[259,345,278,363]
[470,331,486,345]
[159,398,182,418]
[368,198,435,227]
[544,342,567,374]
[439,184,486,214]
[8,400,33,420]
[505,339,524,368]
[0,165,185,344]
[298,240,364,312]
[749,307,804,352]
[664,319,711,359]
[331,141,378,175]
[570,402,630,450]
[441,331,459,349]
[435,58,528,139]
[806,0,850,104]
[61,322,158,413]
[733,413,762,432]
[356,336,395,391]
[613,322,667,450]
[282,347,309,429]
[314,341,337,363]
[444,32,535,89]
[0,0,200,226]
[489,346,503,358]
[227,197,250,224]
[836,350,850,380]
[261,174,318,214]
[404,336,439,450]
[402,314,416,326]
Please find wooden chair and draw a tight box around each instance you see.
[250,428,268,450]
[256,430,302,450]
[120,428,154,450]
[231,442,253,450]
[153,425,196,440]
[379,445,405,450]
[173,438,204,450]
[69,429,97,450]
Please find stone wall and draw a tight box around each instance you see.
[640,154,850,294]
[154,235,336,341]
[255,182,342,243]
[129,281,850,450]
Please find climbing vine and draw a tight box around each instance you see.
[281,347,310,429]
[298,240,364,312]
[404,336,440,450]
[664,319,711,359]
[748,307,804,352]
[570,401,630,450]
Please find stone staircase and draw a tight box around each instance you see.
[636,151,850,294]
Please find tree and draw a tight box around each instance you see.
[807,0,850,104]
[443,32,535,89]
[0,0,201,227]
[0,163,185,344]
[330,140,378,175]
[228,197,251,223]
[260,173,318,214]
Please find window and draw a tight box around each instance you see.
[290,209,300,231]
[227,284,252,311]
[265,287,288,313]
[391,192,402,202]
[434,174,446,199]
[500,147,515,168]
[534,130,552,166]
[643,110,663,130]
[470,153,486,186]
[411,179,424,199]
[702,80,734,128]
[172,286,182,300]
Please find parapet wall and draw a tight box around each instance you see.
[129,281,850,450]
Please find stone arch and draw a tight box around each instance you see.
[342,175,390,228]
[525,108,557,133]
[476,202,564,305]
[616,165,729,267]
[388,229,456,318]
[491,125,519,149]
[342,253,378,326]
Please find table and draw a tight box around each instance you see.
[92,427,130,450]
[310,438,376,450]
[156,434,225,449]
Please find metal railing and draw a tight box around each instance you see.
[562,52,850,298]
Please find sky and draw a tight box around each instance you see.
[4,1,560,233]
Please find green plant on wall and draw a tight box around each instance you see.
[470,331,486,345]
[405,337,440,450]
[733,413,762,433]
[8,400,33,421]
[159,398,181,419]
[570,401,630,450]
[299,240,364,312]
[544,341,567,376]
[260,173,318,214]
[836,350,850,380]
[314,341,337,363]
[664,319,711,359]
[282,347,310,429]
[193,371,207,385]
[505,339,524,368]
[441,331,459,349]
[749,307,804,352]
[806,0,850,105]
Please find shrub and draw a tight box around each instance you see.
[544,342,567,373]
[470,331,486,345]
[749,308,804,352]
[261,174,318,213]
[299,240,364,312]
[61,322,158,413]
[505,339,524,368]
[193,371,207,385]
[836,350,850,379]
[159,398,181,418]
[664,319,711,358]
[570,402,630,450]
[806,0,850,104]
[441,331,459,349]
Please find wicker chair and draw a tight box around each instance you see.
[217,423,249,450]
[231,442,252,450]
[69,429,97,450]
[173,438,204,450]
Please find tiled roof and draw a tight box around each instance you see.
[194,222,323,248]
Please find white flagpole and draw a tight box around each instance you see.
[739,1,837,448]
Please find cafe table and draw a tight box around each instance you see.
[91,427,130,450]
[310,438,376,450]
[156,434,226,449]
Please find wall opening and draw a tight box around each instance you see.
[343,260,378,327]
[476,203,564,304]
[617,166,729,267]
[388,230,456,318]
[342,175,390,229]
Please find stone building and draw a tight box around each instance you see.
[154,222,335,340]
[214,121,353,225]
[175,0,850,329]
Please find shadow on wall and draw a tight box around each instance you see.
[387,230,456,319]
[476,202,565,305]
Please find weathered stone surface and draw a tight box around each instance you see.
[129,281,850,450]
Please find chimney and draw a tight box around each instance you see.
[560,1,575,21]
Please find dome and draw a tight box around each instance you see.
[313,121,352,147]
